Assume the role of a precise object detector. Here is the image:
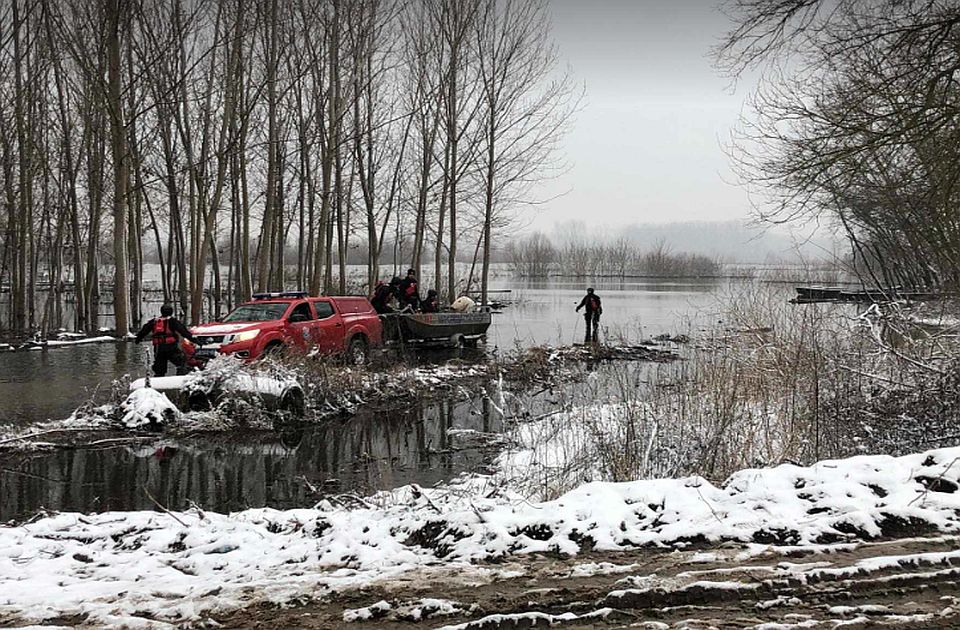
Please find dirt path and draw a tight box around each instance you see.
[211,536,960,629]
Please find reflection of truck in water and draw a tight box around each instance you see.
[189,291,492,363]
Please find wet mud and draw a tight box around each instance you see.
[211,535,960,629]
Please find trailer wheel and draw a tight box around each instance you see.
[346,336,369,366]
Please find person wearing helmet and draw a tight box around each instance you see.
[575,287,603,343]
[135,304,200,376]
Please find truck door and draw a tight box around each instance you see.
[286,301,315,351]
[311,299,344,355]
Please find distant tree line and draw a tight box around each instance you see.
[0,0,575,333]
[504,231,721,278]
[719,0,960,291]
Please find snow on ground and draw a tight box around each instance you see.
[342,598,465,623]
[4,447,960,626]
[435,609,618,630]
[44,335,119,347]
[119,388,181,429]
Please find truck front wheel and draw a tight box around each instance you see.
[262,341,284,358]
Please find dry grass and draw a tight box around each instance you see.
[500,285,960,500]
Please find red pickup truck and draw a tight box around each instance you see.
[190,292,383,364]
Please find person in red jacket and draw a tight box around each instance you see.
[575,287,603,343]
[135,304,200,376]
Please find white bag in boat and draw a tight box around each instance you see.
[450,296,476,312]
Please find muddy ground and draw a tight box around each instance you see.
[206,535,960,629]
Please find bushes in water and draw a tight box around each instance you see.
[498,286,960,499]
[505,234,721,278]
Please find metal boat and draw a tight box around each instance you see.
[793,285,938,303]
[382,311,491,345]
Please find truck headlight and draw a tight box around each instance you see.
[232,330,260,343]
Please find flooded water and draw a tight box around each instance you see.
[485,277,722,347]
[1,395,503,521]
[0,277,722,428]
[0,276,727,520]
[0,342,149,427]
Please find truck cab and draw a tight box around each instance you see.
[191,292,382,363]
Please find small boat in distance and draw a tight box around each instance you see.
[794,286,845,302]
[793,286,939,304]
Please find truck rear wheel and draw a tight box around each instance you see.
[347,336,368,366]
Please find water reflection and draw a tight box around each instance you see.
[0,395,502,521]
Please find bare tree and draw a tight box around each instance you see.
[718,0,960,291]
[474,0,575,304]
[105,0,131,333]
[0,0,574,334]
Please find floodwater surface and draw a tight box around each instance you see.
[1,395,503,521]
[0,278,722,428]
[485,277,721,347]
[0,277,723,520]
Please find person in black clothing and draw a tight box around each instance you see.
[135,304,200,376]
[421,289,440,313]
[575,287,602,343]
[371,277,401,314]
[398,268,420,311]
[370,280,393,315]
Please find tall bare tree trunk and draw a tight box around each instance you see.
[106,0,130,333]
[257,0,280,292]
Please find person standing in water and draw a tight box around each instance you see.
[135,303,200,376]
[575,287,603,343]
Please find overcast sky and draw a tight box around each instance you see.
[530,1,753,231]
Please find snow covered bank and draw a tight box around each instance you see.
[4,447,960,626]
[119,388,181,429]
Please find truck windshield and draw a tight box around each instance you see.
[222,303,288,322]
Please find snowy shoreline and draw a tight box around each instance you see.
[3,446,960,626]
[0,332,130,353]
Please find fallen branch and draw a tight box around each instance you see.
[143,486,188,527]
[0,428,96,447]
[87,436,157,447]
